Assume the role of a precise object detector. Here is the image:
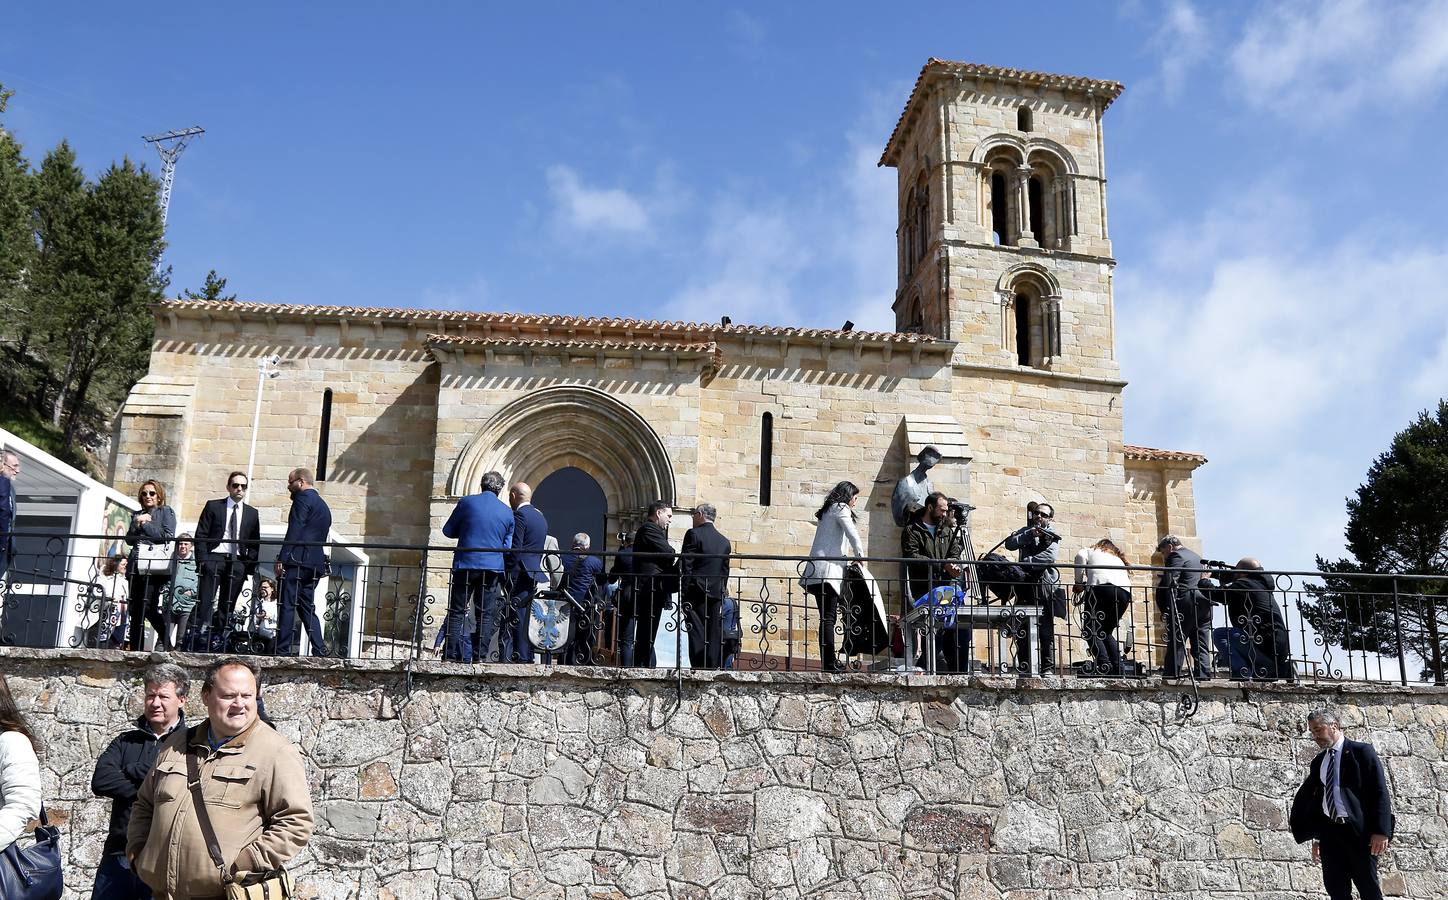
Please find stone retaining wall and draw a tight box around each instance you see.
[4,648,1445,899]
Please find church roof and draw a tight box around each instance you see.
[156,299,939,346]
[425,333,720,356]
[880,58,1125,167]
[1124,444,1207,466]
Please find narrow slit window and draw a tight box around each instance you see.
[760,411,773,506]
[1028,176,1045,244]
[1015,295,1032,366]
[317,388,333,481]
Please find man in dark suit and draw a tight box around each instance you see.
[275,467,332,656]
[0,449,18,583]
[1155,534,1212,679]
[680,503,731,670]
[441,470,514,663]
[192,470,261,651]
[622,501,677,668]
[1290,708,1394,900]
[502,481,549,664]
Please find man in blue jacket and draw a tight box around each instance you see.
[0,449,18,583]
[503,481,549,664]
[441,470,514,663]
[275,467,332,656]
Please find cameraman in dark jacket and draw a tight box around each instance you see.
[901,492,969,672]
[1216,557,1294,681]
[89,664,188,899]
[1004,501,1065,673]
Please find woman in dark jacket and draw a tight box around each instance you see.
[124,479,176,651]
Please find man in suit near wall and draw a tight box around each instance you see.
[275,467,333,656]
[192,470,261,650]
[623,501,678,669]
[441,470,514,663]
[680,503,731,670]
[1290,708,1394,900]
[0,449,18,584]
[502,482,549,664]
[1155,534,1212,679]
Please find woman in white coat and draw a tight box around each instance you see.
[0,674,42,853]
[800,481,865,673]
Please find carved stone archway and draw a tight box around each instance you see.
[447,385,675,522]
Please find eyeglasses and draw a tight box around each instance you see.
[229,482,249,490]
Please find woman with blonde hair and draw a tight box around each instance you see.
[124,479,176,651]
[1072,538,1133,677]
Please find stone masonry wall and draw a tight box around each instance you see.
[6,647,1446,900]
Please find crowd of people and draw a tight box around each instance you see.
[0,437,1299,680]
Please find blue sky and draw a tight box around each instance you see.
[4,1,1447,581]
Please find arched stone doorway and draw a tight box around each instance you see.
[447,385,675,539]
[533,466,607,553]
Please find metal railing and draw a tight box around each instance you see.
[1,533,1444,691]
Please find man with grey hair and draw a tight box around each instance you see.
[681,503,732,669]
[90,663,189,898]
[441,470,514,662]
[0,449,18,584]
[561,532,604,664]
[1155,534,1212,679]
[1290,708,1394,899]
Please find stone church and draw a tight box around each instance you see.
[112,59,1203,643]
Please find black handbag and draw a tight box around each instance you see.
[0,808,63,900]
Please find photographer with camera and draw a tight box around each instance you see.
[1003,501,1065,674]
[1208,557,1295,681]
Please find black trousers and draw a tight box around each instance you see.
[1081,585,1132,676]
[1015,581,1057,672]
[126,571,169,650]
[195,555,249,646]
[1319,821,1382,900]
[683,588,724,670]
[1162,598,1213,677]
[803,582,844,671]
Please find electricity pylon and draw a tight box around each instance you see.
[142,126,204,229]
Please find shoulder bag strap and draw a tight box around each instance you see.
[186,748,232,883]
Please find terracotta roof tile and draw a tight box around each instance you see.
[1124,444,1207,465]
[157,299,939,345]
[881,58,1126,167]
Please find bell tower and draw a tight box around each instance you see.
[881,59,1124,382]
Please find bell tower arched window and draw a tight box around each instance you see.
[1015,293,1033,366]
[990,171,1010,246]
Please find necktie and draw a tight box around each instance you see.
[1324,749,1340,817]
[227,504,239,552]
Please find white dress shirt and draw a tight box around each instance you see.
[217,498,244,557]
[1320,734,1348,818]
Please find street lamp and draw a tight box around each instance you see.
[246,355,281,487]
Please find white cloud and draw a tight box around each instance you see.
[1228,0,1448,120]
[667,88,903,332]
[420,274,490,312]
[1150,0,1210,98]
[546,165,651,235]
[1117,189,1448,575]
[725,10,766,54]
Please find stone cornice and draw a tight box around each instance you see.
[951,360,1128,389]
[881,58,1125,167]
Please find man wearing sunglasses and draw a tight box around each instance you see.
[193,471,262,651]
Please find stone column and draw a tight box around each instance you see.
[1044,295,1063,362]
[1016,167,1038,249]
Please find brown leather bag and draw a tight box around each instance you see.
[186,751,294,899]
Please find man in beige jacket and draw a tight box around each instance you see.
[127,657,313,899]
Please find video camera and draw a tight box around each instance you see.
[946,498,974,529]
